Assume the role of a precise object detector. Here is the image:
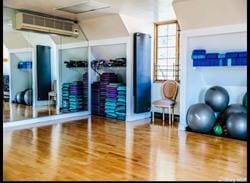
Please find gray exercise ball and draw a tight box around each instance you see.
[226,113,247,140]
[205,86,229,112]
[221,104,247,123]
[16,91,25,104]
[24,89,33,105]
[187,103,216,133]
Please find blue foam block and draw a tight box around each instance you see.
[226,52,238,58]
[218,53,226,59]
[192,49,206,55]
[231,58,247,66]
[192,55,206,60]
[238,51,247,58]
[206,53,219,59]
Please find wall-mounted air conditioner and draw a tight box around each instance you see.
[15,12,79,37]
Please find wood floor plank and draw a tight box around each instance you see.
[3,116,247,181]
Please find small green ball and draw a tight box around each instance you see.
[213,124,223,136]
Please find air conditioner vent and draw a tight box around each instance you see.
[45,19,54,28]
[15,12,79,37]
[34,16,44,26]
[23,13,34,24]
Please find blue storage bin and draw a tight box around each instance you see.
[226,52,238,58]
[206,53,219,59]
[238,51,247,58]
[192,49,206,55]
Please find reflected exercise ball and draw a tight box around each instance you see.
[242,93,247,107]
[226,113,247,140]
[205,86,229,112]
[221,104,247,123]
[187,103,216,133]
[24,89,33,106]
[16,91,25,104]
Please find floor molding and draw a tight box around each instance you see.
[4,111,90,131]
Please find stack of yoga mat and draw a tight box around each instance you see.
[105,83,121,119]
[82,72,88,110]
[116,85,126,120]
[62,83,71,112]
[91,72,118,116]
[62,81,86,112]
[69,81,84,112]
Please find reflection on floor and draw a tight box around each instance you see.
[3,116,246,181]
[3,101,57,123]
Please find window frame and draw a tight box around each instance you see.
[153,20,180,83]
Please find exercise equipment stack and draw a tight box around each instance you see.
[192,49,247,67]
[186,85,247,140]
[82,73,88,111]
[116,85,126,120]
[105,83,121,119]
[91,73,118,116]
[3,75,10,102]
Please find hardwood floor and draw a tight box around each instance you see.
[3,116,247,181]
[3,101,57,122]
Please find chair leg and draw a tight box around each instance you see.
[162,108,165,122]
[152,107,155,123]
[172,107,174,124]
[169,106,171,125]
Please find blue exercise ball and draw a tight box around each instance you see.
[205,86,229,112]
[221,104,247,123]
[226,113,247,140]
[187,103,216,133]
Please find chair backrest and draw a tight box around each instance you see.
[161,80,179,100]
[52,80,57,92]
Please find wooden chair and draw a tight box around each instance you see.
[48,80,57,106]
[152,80,179,125]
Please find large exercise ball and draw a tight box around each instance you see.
[221,104,247,123]
[226,113,247,140]
[205,86,229,112]
[187,103,216,133]
[24,89,33,105]
[242,93,247,107]
[15,91,25,104]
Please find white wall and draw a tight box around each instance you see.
[179,24,247,130]
[3,44,10,75]
[173,0,247,30]
[9,51,33,101]
[79,14,129,41]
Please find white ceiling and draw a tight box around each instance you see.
[3,0,176,22]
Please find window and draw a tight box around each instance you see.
[154,20,180,82]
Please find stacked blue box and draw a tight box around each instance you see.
[116,85,126,121]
